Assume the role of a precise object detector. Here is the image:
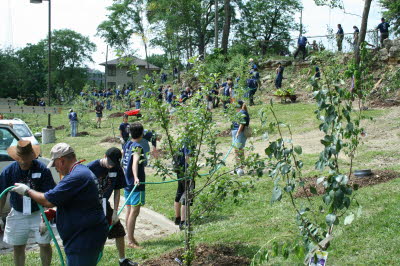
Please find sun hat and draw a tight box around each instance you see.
[7,140,40,161]
[47,143,75,168]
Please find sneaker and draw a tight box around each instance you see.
[119,258,138,266]
[179,221,187,231]
[174,217,181,225]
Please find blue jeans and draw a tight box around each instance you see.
[70,121,78,137]
[106,99,112,110]
[66,251,101,266]
[135,101,141,109]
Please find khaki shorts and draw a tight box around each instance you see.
[4,208,51,246]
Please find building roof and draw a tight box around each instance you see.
[99,57,160,70]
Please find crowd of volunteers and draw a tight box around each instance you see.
[0,17,391,266]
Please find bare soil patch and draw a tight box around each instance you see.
[76,131,89,136]
[369,99,400,108]
[100,136,121,143]
[108,112,125,118]
[217,129,231,137]
[295,170,400,198]
[55,125,65,130]
[143,244,249,266]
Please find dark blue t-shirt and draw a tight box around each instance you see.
[44,164,108,254]
[298,36,307,46]
[68,112,78,122]
[337,28,344,35]
[377,22,390,33]
[86,159,126,200]
[167,91,173,103]
[119,122,130,141]
[232,110,250,130]
[122,141,146,191]
[0,160,55,213]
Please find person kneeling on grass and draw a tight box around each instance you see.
[122,122,146,248]
[87,147,138,266]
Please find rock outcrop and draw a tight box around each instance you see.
[380,37,400,64]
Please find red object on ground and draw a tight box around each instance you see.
[124,109,141,116]
[43,209,56,222]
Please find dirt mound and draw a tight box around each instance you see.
[55,125,65,130]
[370,99,400,108]
[76,131,89,136]
[217,129,231,137]
[295,170,399,198]
[109,112,125,118]
[143,244,249,266]
[101,136,121,143]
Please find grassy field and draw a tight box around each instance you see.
[1,99,399,265]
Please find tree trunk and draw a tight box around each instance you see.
[198,32,206,59]
[221,0,231,54]
[214,0,218,49]
[355,0,372,65]
[143,39,149,70]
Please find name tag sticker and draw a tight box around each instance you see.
[102,198,107,216]
[23,196,31,215]
[109,172,117,178]
[32,173,41,179]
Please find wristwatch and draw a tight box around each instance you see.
[24,189,31,197]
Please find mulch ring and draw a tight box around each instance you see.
[295,170,399,198]
[100,136,121,143]
[369,99,400,108]
[55,125,65,130]
[108,112,125,118]
[76,131,89,136]
[143,244,249,266]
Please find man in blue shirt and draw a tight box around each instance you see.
[119,114,130,146]
[12,143,108,266]
[0,140,55,266]
[138,129,161,166]
[68,109,78,137]
[376,18,390,47]
[247,67,260,106]
[336,24,344,52]
[87,148,137,266]
[275,62,284,89]
[294,36,308,60]
[122,122,146,248]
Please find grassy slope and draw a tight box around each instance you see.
[1,98,399,265]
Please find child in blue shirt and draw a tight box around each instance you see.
[122,122,146,248]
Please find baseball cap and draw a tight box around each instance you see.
[47,143,75,168]
[105,147,122,167]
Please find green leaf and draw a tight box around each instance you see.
[326,213,336,226]
[294,146,302,155]
[271,186,282,204]
[344,213,355,225]
[310,186,318,194]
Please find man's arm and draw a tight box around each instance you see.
[132,149,141,185]
[26,189,55,208]
[113,189,120,210]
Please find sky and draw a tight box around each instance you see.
[0,0,384,71]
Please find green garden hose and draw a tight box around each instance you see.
[0,186,65,266]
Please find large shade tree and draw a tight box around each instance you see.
[236,0,302,56]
